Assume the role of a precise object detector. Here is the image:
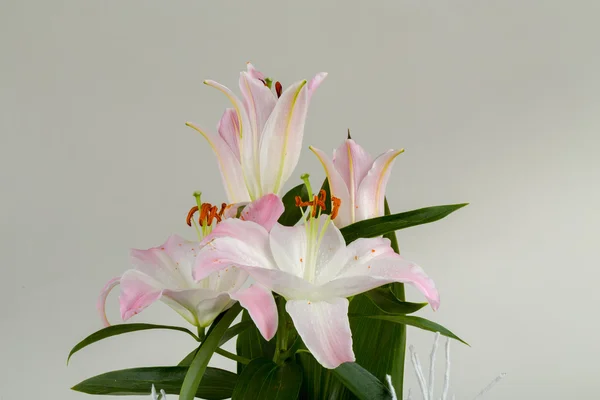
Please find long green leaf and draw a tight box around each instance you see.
[180,303,242,400]
[71,366,235,399]
[332,362,394,400]
[365,286,428,314]
[340,203,468,243]
[278,183,308,226]
[219,320,252,346]
[232,358,303,400]
[67,323,198,364]
[350,314,469,345]
[236,310,276,373]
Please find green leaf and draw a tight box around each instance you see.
[332,362,394,400]
[178,347,199,367]
[278,183,308,226]
[67,323,198,364]
[350,314,469,345]
[232,358,303,400]
[340,203,468,243]
[365,286,428,314]
[180,303,242,400]
[236,310,276,373]
[71,366,236,399]
[219,320,252,346]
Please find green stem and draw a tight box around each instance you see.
[384,198,405,397]
[197,326,205,342]
[179,304,242,400]
[273,296,289,364]
[215,347,250,364]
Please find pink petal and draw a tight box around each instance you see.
[204,79,260,200]
[333,139,374,215]
[307,72,328,100]
[186,121,250,203]
[246,62,266,82]
[97,276,120,327]
[129,235,200,290]
[286,298,355,369]
[230,284,278,340]
[321,239,440,310]
[195,220,275,280]
[259,80,309,195]
[239,71,277,146]
[119,269,163,321]
[355,149,403,221]
[217,108,241,162]
[309,146,352,227]
[239,194,285,231]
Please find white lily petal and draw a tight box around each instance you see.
[332,139,374,214]
[194,220,276,281]
[268,223,307,278]
[321,257,440,310]
[204,79,259,200]
[259,80,309,195]
[307,72,328,100]
[309,146,352,227]
[230,284,278,340]
[162,288,233,327]
[286,298,355,369]
[355,149,403,221]
[239,71,277,145]
[217,108,241,162]
[97,276,120,327]
[186,122,250,203]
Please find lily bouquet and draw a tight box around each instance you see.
[68,64,471,400]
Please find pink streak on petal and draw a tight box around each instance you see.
[97,276,120,327]
[286,298,355,369]
[239,194,284,231]
[230,284,278,340]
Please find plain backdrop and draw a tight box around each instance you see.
[2,1,599,399]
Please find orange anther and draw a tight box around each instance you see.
[275,81,282,98]
[186,206,199,226]
[331,196,342,220]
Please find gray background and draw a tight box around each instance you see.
[2,1,599,399]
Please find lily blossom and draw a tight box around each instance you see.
[187,63,327,203]
[97,194,283,340]
[310,138,404,228]
[194,202,439,369]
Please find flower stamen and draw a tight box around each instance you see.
[275,81,283,98]
[295,189,328,217]
[186,206,199,227]
[331,196,342,220]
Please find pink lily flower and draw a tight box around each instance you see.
[186,63,327,203]
[97,194,283,340]
[310,138,404,228]
[194,200,439,369]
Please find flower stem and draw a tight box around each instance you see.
[384,197,406,397]
[273,296,289,365]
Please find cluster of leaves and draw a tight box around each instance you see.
[68,182,467,400]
